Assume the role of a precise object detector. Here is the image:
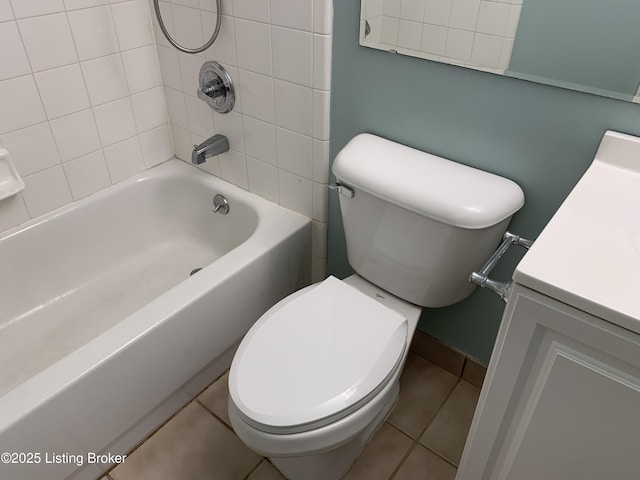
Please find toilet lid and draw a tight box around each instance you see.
[229,276,408,434]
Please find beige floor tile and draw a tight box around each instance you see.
[110,402,261,480]
[419,382,480,466]
[246,461,286,480]
[198,370,231,426]
[393,445,456,480]
[343,423,413,480]
[387,353,459,438]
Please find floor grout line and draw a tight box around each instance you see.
[385,378,461,479]
[380,422,419,480]
[240,458,266,480]
[417,378,472,470]
[194,378,276,479]
[102,354,478,480]
[420,443,460,470]
[103,370,231,479]
[101,398,197,478]
[194,398,237,434]
[190,370,230,398]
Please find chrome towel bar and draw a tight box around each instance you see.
[469,231,533,303]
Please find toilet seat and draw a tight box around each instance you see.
[229,276,408,435]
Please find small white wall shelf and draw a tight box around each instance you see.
[0,148,25,200]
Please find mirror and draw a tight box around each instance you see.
[359,0,640,103]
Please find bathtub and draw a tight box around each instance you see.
[0,159,311,480]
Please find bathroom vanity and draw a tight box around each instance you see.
[457,131,640,479]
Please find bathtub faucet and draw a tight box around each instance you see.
[192,134,229,165]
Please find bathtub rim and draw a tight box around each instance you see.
[0,159,310,434]
[0,159,260,243]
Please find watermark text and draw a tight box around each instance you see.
[1,451,127,467]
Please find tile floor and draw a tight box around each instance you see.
[101,352,480,480]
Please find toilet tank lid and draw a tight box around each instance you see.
[333,134,525,229]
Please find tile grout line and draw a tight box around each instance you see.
[194,397,237,434]
[419,379,473,469]
[195,388,282,479]
[195,397,286,478]
[104,367,235,477]
[386,378,462,479]
[101,366,247,480]
[101,358,475,480]
[240,458,266,480]
[381,421,424,479]
[101,396,204,479]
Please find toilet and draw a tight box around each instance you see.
[227,134,524,480]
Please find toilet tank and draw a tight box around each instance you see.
[333,134,525,307]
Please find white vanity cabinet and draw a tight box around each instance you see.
[457,284,640,479]
[457,131,640,480]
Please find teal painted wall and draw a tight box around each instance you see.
[328,1,640,364]
[508,0,640,101]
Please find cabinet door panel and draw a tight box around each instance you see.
[496,340,640,479]
[457,286,640,480]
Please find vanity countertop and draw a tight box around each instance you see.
[514,131,640,333]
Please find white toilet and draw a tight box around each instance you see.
[227,134,524,480]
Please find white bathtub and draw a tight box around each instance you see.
[0,159,311,480]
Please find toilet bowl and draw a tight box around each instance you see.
[228,275,422,480]
[227,134,525,480]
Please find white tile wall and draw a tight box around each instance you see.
[155,0,333,280]
[235,19,272,75]
[0,0,331,280]
[449,0,479,31]
[0,0,172,234]
[112,0,155,50]
[232,0,269,23]
[272,27,313,86]
[121,45,163,93]
[104,136,146,182]
[93,97,138,146]
[424,0,451,26]
[12,0,65,19]
[21,165,73,217]
[50,109,102,161]
[139,124,173,167]
[1,123,60,176]
[476,1,510,36]
[400,0,426,22]
[132,86,169,131]
[365,0,523,72]
[63,150,112,200]
[35,64,91,119]
[0,76,47,134]
[81,54,130,106]
[67,6,120,61]
[0,22,30,80]
[271,0,312,31]
[0,1,12,22]
[398,19,422,50]
[19,13,78,71]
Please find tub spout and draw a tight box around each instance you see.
[192,134,229,164]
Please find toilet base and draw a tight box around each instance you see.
[269,381,400,480]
